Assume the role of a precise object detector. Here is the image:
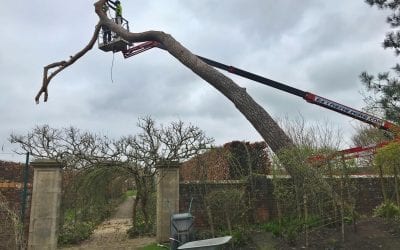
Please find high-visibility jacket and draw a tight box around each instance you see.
[116,3,122,17]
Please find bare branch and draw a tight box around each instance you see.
[35,23,101,104]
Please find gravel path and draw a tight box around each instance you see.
[112,196,135,219]
[59,196,156,250]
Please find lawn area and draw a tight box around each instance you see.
[125,189,137,197]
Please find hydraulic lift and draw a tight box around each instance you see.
[98,25,399,163]
[112,40,398,132]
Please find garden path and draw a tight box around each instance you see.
[59,196,156,250]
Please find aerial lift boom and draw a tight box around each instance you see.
[99,32,399,163]
[120,41,398,133]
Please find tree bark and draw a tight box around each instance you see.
[132,194,140,227]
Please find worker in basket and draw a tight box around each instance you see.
[107,0,123,25]
[101,4,112,44]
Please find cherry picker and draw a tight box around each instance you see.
[98,22,399,163]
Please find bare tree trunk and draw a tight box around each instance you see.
[141,194,150,231]
[303,190,309,248]
[225,212,232,236]
[132,175,142,229]
[340,157,345,244]
[206,205,215,237]
[132,194,140,226]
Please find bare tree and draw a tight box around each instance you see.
[10,118,214,234]
[9,125,114,168]
[35,0,293,159]
[352,125,391,147]
[279,115,343,151]
[114,117,214,233]
[352,125,393,200]
[116,117,213,167]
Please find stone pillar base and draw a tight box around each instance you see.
[156,161,180,243]
[28,159,62,250]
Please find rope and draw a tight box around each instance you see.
[110,52,115,83]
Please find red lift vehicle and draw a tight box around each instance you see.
[99,31,399,164]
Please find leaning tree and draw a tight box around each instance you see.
[35,1,292,154]
[32,3,355,234]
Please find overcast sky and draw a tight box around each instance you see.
[0,1,396,162]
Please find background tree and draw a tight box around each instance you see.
[352,125,390,147]
[10,125,114,169]
[114,117,214,234]
[375,141,400,205]
[361,0,400,124]
[270,117,358,246]
[277,115,343,160]
[351,124,396,198]
[351,124,389,166]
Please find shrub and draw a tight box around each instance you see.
[230,227,251,247]
[261,216,323,244]
[204,189,247,231]
[127,220,148,238]
[374,201,400,219]
[58,221,94,245]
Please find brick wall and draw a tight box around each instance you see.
[0,160,33,249]
[179,175,394,230]
[352,176,392,214]
[179,180,245,229]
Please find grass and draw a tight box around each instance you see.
[125,189,137,197]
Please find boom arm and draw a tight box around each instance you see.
[196,56,397,131]
[122,41,398,132]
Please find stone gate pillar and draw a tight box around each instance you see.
[28,159,62,250]
[156,161,180,243]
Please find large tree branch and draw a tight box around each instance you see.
[35,24,101,104]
